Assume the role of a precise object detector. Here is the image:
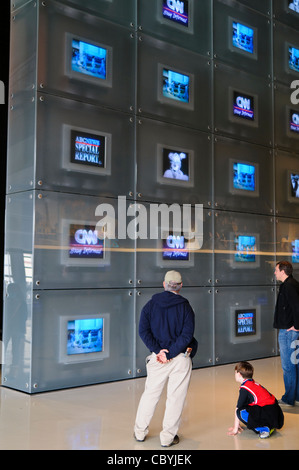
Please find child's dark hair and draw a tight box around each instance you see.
[235,361,254,379]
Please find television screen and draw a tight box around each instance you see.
[234,235,256,263]
[235,309,257,337]
[69,224,104,259]
[162,68,190,104]
[233,162,256,192]
[162,148,189,182]
[70,130,105,168]
[162,0,189,27]
[290,110,299,134]
[289,46,299,73]
[67,318,103,356]
[71,38,107,80]
[232,21,254,55]
[292,239,299,262]
[289,1,299,14]
[233,91,255,121]
[162,234,189,261]
[290,172,299,198]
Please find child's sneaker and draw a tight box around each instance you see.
[259,428,275,439]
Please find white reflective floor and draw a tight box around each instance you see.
[0,357,298,450]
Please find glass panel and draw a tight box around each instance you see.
[30,289,135,393]
[136,206,212,288]
[2,192,34,393]
[58,0,136,28]
[236,0,272,16]
[274,83,299,152]
[38,1,136,112]
[137,0,211,56]
[215,286,277,364]
[9,0,37,94]
[214,210,275,286]
[273,0,299,30]
[137,33,212,131]
[275,149,299,219]
[214,135,274,215]
[214,62,273,147]
[136,117,212,206]
[276,216,299,279]
[214,0,272,79]
[35,94,135,198]
[273,21,299,86]
[34,192,135,289]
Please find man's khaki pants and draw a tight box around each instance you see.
[134,352,192,446]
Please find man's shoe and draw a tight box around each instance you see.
[161,435,179,447]
[278,399,293,407]
[134,433,145,442]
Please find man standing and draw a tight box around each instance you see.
[274,261,299,406]
[134,270,197,447]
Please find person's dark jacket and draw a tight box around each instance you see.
[273,275,299,330]
[139,290,196,360]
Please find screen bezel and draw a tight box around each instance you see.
[60,219,111,267]
[228,17,258,60]
[62,124,112,175]
[288,169,299,203]
[229,158,259,197]
[230,232,260,269]
[230,305,261,344]
[65,33,113,88]
[59,313,110,364]
[229,87,258,128]
[157,143,194,187]
[157,229,195,268]
[157,63,194,110]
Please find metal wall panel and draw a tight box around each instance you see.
[214,286,277,365]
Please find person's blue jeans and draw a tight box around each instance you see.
[278,328,299,405]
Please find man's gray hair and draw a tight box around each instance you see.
[164,281,182,293]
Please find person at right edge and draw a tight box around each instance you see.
[134,270,197,447]
[274,260,299,407]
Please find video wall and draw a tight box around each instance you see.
[3,0,299,393]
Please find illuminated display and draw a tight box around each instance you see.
[290,110,299,134]
[233,91,255,121]
[162,148,189,181]
[289,46,299,73]
[289,1,299,14]
[70,130,105,168]
[290,172,299,198]
[232,21,254,55]
[292,239,299,262]
[67,318,103,356]
[69,224,104,259]
[162,68,190,104]
[162,234,189,261]
[71,38,107,80]
[235,309,257,337]
[233,162,256,192]
[234,235,256,263]
[162,0,189,27]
